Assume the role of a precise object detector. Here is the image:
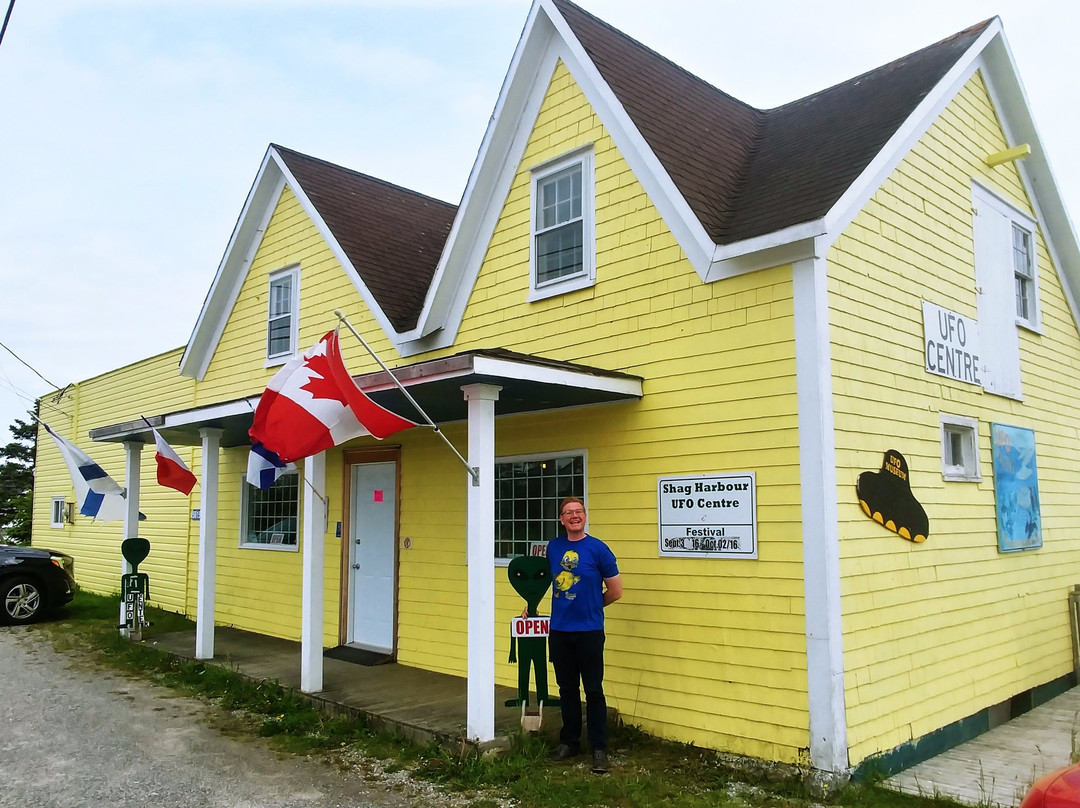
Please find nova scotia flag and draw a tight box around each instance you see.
[43,423,127,521]
[247,441,296,490]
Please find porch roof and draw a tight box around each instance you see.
[89,348,644,447]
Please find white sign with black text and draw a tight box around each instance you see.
[922,301,981,386]
[657,472,757,559]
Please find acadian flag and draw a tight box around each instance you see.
[43,423,127,522]
[247,441,296,490]
[249,329,417,463]
[151,427,197,495]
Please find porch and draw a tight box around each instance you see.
[148,625,563,750]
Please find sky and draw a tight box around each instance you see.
[1,0,1078,441]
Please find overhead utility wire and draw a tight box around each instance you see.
[0,338,60,391]
[0,1,15,50]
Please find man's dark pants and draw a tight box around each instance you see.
[548,629,607,751]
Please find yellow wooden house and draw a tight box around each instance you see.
[30,0,1080,783]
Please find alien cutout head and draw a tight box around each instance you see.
[121,537,151,572]
[856,449,930,542]
[507,555,552,617]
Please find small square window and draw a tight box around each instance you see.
[941,415,980,482]
[267,267,299,361]
[50,497,68,528]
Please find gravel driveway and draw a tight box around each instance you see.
[0,627,482,808]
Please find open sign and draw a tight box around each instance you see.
[511,617,550,637]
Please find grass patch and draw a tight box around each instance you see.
[31,590,972,808]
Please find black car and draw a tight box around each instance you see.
[0,544,76,624]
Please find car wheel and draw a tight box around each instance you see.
[1,576,44,624]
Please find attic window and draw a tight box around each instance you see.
[529,148,595,301]
[1012,224,1035,323]
[267,267,299,362]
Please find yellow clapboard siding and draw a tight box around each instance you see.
[830,71,1080,767]
[384,62,807,762]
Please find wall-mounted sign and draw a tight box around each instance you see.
[923,302,981,386]
[990,423,1042,552]
[657,473,757,559]
[856,449,929,543]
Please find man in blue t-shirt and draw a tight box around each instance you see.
[547,496,622,773]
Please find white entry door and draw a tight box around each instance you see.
[348,461,397,653]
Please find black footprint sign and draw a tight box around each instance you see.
[856,449,929,543]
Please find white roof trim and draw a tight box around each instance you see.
[816,19,1080,331]
[180,146,280,379]
[180,146,411,379]
[396,0,720,356]
[820,21,1001,247]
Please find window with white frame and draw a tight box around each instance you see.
[241,471,300,549]
[1013,223,1036,324]
[50,497,67,528]
[495,452,585,561]
[972,183,1039,399]
[267,267,299,361]
[530,149,595,300]
[941,414,980,482]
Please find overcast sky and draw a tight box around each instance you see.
[1,0,1077,441]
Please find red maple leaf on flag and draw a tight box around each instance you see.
[299,352,348,404]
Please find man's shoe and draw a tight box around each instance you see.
[549,744,579,761]
[591,749,609,773]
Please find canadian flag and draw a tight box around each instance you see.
[249,329,417,463]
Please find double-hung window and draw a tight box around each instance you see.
[495,452,585,561]
[267,267,299,362]
[1013,224,1036,324]
[530,149,595,300]
[50,497,67,528]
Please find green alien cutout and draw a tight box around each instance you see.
[506,555,559,710]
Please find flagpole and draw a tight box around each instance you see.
[333,310,479,487]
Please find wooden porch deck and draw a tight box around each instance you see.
[883,685,1080,806]
[148,626,553,750]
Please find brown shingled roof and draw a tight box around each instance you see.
[273,145,456,332]
[552,0,992,245]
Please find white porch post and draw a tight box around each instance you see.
[119,440,143,631]
[301,450,327,693]
[463,383,501,742]
[195,427,223,660]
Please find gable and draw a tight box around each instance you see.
[400,0,1076,357]
[197,185,400,402]
[181,145,454,380]
[179,1,1079,374]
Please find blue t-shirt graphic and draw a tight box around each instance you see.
[547,533,619,632]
